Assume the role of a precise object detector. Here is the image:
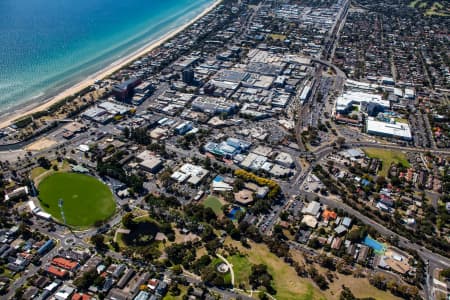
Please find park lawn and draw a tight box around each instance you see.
[288,250,400,300]
[226,239,325,300]
[203,196,224,216]
[30,167,47,180]
[322,271,401,300]
[38,173,116,228]
[228,254,253,288]
[31,160,71,183]
[363,148,411,177]
[163,285,188,300]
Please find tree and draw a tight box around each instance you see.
[339,286,357,300]
[122,213,136,229]
[91,234,106,250]
[336,137,346,147]
[441,268,450,279]
[37,157,52,170]
[172,264,183,275]
[249,264,275,294]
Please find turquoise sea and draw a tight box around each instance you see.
[0,0,214,113]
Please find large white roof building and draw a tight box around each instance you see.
[366,118,412,141]
[336,91,390,114]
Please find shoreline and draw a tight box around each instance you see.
[0,0,222,130]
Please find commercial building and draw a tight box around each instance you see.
[191,97,238,115]
[301,201,321,216]
[37,239,55,256]
[366,118,412,141]
[52,257,79,272]
[136,151,163,173]
[204,137,251,158]
[174,121,193,135]
[171,164,209,185]
[274,152,294,168]
[112,77,142,101]
[335,91,390,114]
[240,153,268,171]
[5,186,28,201]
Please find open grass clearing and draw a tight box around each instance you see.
[226,238,325,300]
[163,285,188,300]
[289,250,400,300]
[363,147,410,177]
[227,254,252,288]
[203,196,225,216]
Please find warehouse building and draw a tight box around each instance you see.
[366,118,412,141]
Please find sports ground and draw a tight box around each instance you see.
[38,172,116,227]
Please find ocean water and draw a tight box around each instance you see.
[0,0,214,113]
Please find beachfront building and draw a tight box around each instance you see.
[112,77,142,101]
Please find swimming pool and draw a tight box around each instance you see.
[213,176,224,182]
[363,235,386,253]
[228,206,244,220]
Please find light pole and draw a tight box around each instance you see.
[58,198,66,225]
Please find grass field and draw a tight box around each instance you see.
[288,250,400,300]
[38,173,116,227]
[203,196,224,216]
[228,254,253,289]
[226,239,325,300]
[363,148,411,177]
[163,285,188,300]
[323,271,401,300]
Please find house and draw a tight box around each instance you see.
[322,210,337,221]
[71,293,91,300]
[331,237,343,250]
[54,285,75,300]
[341,217,352,228]
[357,245,370,264]
[156,281,168,297]
[117,268,135,289]
[148,278,159,291]
[334,225,348,235]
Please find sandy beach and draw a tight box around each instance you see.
[0,0,222,130]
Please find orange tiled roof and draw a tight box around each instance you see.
[322,210,337,221]
[52,257,78,271]
[47,266,68,278]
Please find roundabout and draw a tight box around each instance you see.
[37,172,116,228]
